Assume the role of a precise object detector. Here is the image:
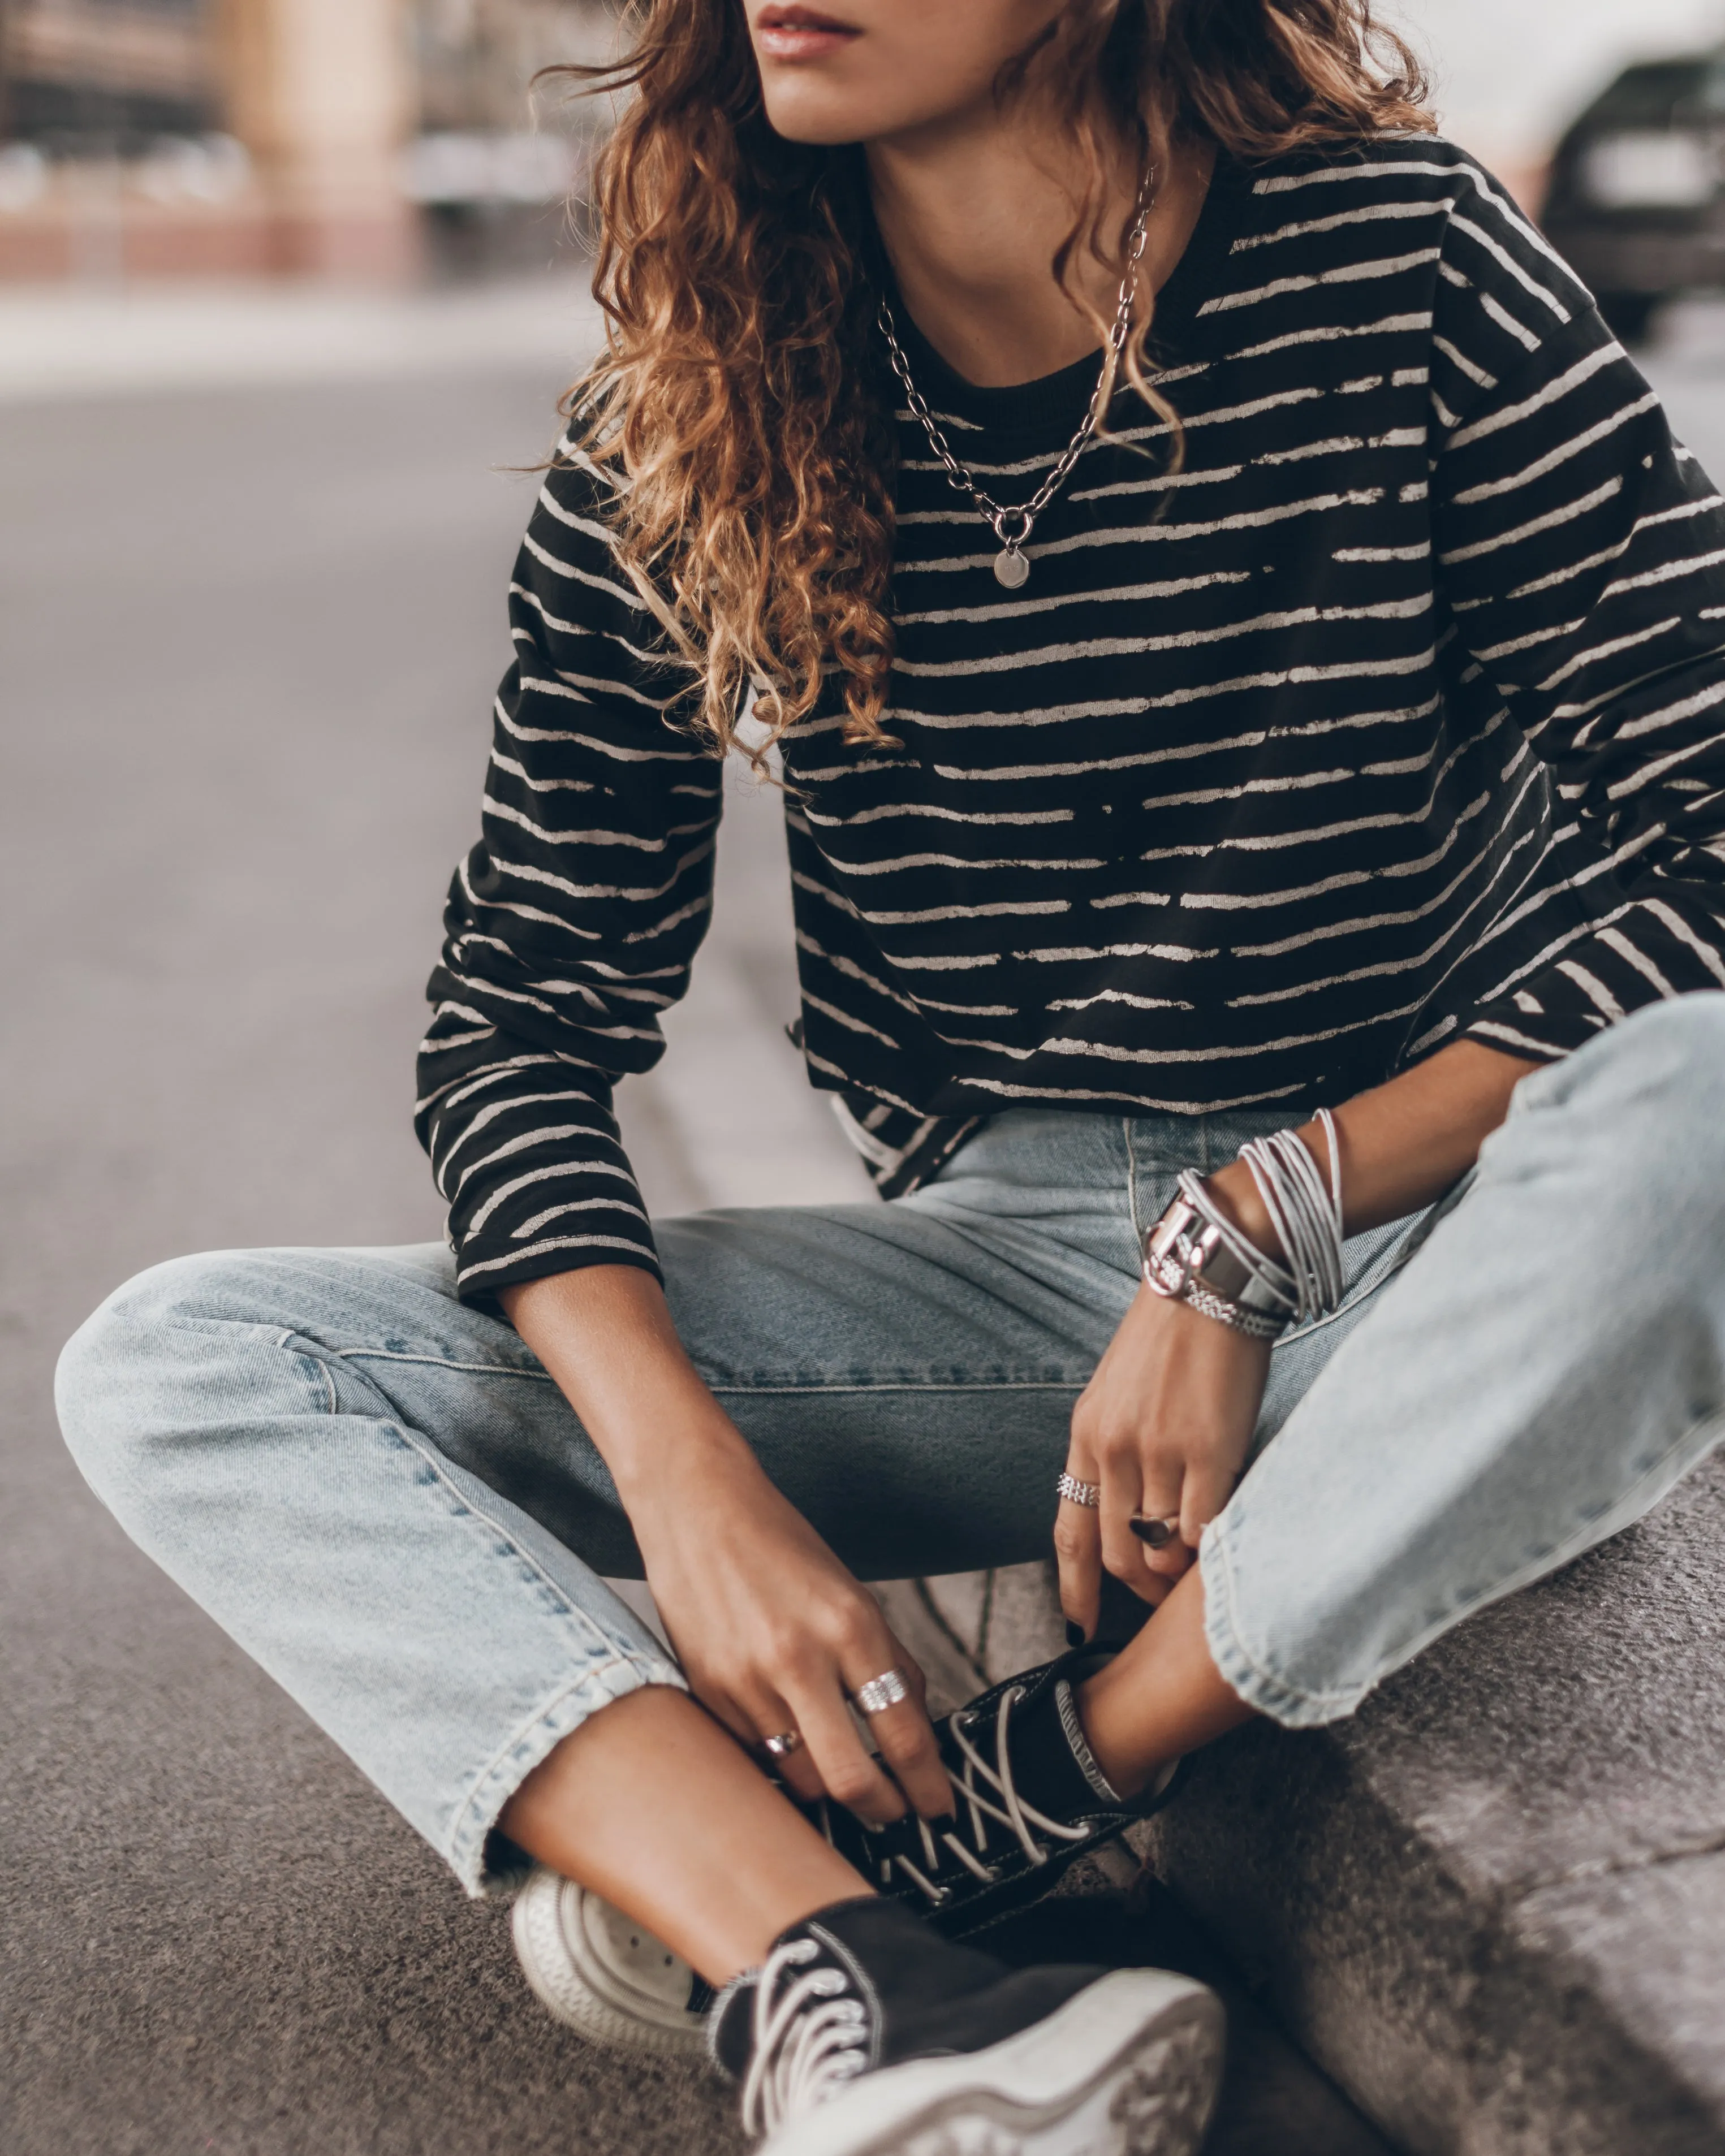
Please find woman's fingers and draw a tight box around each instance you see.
[1099,1450,1167,1605]
[758,1718,831,1809]
[895,1641,930,1715]
[782,1675,911,1827]
[847,1637,951,1820]
[1054,1488,1105,1642]
[1129,1442,1197,1585]
[691,1676,773,1756]
[729,1671,890,1818]
[697,1676,822,1804]
[1180,1456,1236,1554]
[858,1695,951,1820]
[863,1696,951,1820]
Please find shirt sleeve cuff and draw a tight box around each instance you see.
[451,1230,663,1315]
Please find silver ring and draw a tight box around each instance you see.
[1056,1471,1101,1509]
[852,1669,911,1717]
[761,1731,802,1760]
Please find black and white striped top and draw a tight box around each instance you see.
[419,138,1725,1300]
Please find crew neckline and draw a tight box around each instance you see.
[883,150,1245,443]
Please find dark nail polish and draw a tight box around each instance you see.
[1129,1515,1176,1549]
[1065,1619,1087,1648]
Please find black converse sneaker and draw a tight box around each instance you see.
[817,1649,1183,1941]
[507,1652,1179,2055]
[709,1894,1222,2154]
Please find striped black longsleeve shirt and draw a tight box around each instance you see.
[417,139,1725,1303]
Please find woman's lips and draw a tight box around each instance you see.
[756,4,861,61]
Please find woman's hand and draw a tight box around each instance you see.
[1056,1039,1546,1635]
[1056,1282,1272,1637]
[627,1440,952,1825]
[502,1264,951,1826]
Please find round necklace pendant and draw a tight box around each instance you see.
[993,548,1030,590]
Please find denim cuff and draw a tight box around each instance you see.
[1198,1516,1370,1729]
[449,1649,688,1896]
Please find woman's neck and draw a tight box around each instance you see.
[866,107,1214,391]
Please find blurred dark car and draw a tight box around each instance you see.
[1543,51,1725,342]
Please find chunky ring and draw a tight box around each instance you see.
[1129,1514,1181,1549]
[852,1669,911,1717]
[761,1731,803,1760]
[1056,1471,1101,1509]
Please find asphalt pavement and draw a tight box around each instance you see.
[12,278,1719,2156]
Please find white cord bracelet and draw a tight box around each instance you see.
[1236,1106,1345,1325]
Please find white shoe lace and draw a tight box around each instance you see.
[879,1686,1091,1907]
[738,1938,870,2140]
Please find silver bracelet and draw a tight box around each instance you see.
[1236,1107,1344,1325]
[1142,1107,1347,1338]
[1143,1245,1288,1340]
[1142,1178,1295,1338]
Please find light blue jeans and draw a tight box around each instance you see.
[56,997,1725,1894]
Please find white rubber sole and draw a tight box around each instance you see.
[761,1968,1224,2156]
[510,1864,707,2058]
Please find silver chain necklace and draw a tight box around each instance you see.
[877,180,1155,590]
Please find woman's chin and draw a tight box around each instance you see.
[759,85,904,148]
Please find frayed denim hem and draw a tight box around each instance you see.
[448,1651,688,1896]
[1198,1520,1370,1728]
[1200,1401,1725,1732]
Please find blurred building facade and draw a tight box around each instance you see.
[0,0,613,279]
[5,2,1725,283]
[411,0,613,275]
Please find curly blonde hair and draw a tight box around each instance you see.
[554,2,1430,754]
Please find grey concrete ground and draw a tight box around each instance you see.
[5,287,1722,2156]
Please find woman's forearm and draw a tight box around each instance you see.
[1205,1038,1543,1255]
[501,1263,955,1823]
[500,1265,757,1505]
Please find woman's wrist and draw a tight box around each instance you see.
[1198,1156,1287,1264]
[605,1393,764,1509]
[502,1263,766,1508]
[1186,1040,1541,1271]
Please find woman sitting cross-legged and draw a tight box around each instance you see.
[56,3,1725,2151]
